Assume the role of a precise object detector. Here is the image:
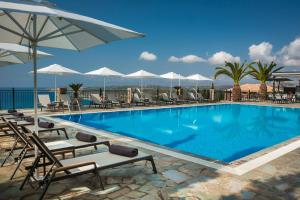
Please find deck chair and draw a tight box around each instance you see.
[24,123,69,139]
[187,92,199,103]
[106,93,130,108]
[2,122,110,180]
[90,94,112,108]
[38,94,57,111]
[20,132,157,200]
[171,92,186,104]
[143,93,157,105]
[197,93,209,102]
[160,93,174,104]
[61,94,81,112]
[132,93,147,106]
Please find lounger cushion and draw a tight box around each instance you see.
[38,122,55,128]
[12,112,24,117]
[60,151,149,173]
[76,132,97,142]
[7,109,17,113]
[109,144,138,157]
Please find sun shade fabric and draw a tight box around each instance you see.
[85,67,124,77]
[0,0,144,51]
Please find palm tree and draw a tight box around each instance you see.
[214,61,250,102]
[248,61,283,100]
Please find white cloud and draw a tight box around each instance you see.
[139,51,157,61]
[249,42,275,63]
[277,37,300,66]
[168,55,206,63]
[208,51,240,65]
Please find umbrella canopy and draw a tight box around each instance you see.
[160,72,186,97]
[85,67,124,97]
[0,43,50,66]
[0,0,144,147]
[186,74,212,98]
[35,64,81,100]
[186,74,212,81]
[125,70,158,94]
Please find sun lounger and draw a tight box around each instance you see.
[132,93,147,106]
[160,93,174,104]
[1,122,110,180]
[171,92,187,104]
[90,93,112,108]
[107,93,130,108]
[61,94,81,112]
[187,92,200,103]
[38,94,59,111]
[23,123,69,139]
[20,132,157,200]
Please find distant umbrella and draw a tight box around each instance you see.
[85,67,124,98]
[125,70,158,94]
[160,72,186,97]
[34,64,81,101]
[186,74,212,97]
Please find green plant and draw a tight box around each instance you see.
[69,83,83,98]
[214,61,251,101]
[248,61,283,100]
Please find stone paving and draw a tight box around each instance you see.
[0,102,299,199]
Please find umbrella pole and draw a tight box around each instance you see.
[54,75,57,101]
[103,77,106,100]
[196,81,198,98]
[141,78,143,96]
[170,79,173,97]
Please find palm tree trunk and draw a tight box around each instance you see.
[232,84,241,102]
[259,83,267,101]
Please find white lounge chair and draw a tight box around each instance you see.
[38,94,57,111]
[61,94,81,112]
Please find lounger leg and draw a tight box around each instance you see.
[96,171,104,190]
[39,173,55,200]
[148,157,157,174]
[20,156,40,190]
[56,130,60,136]
[62,128,69,139]
[10,147,28,180]
[1,138,19,167]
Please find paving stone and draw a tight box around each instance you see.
[162,169,189,184]
[106,177,122,184]
[91,185,120,196]
[107,188,131,199]
[275,183,289,191]
[125,191,146,198]
[241,190,256,199]
[128,184,140,190]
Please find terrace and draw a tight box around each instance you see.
[0,101,300,199]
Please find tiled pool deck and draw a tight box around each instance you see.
[0,102,299,199]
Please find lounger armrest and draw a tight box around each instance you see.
[52,149,74,155]
[54,162,97,173]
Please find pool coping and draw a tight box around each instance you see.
[41,103,300,176]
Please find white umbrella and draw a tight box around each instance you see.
[186,73,212,97]
[0,0,144,141]
[125,70,158,94]
[160,72,186,97]
[0,43,50,66]
[35,64,81,101]
[85,67,124,98]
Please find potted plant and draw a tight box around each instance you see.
[69,83,83,98]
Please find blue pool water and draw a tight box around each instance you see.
[55,104,300,162]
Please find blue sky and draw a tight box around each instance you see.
[1,0,300,87]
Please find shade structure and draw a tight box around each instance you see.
[0,43,50,66]
[160,72,186,97]
[35,64,81,100]
[186,73,212,98]
[125,70,158,94]
[85,67,124,98]
[232,83,273,93]
[0,0,144,170]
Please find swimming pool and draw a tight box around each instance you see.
[55,104,300,163]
